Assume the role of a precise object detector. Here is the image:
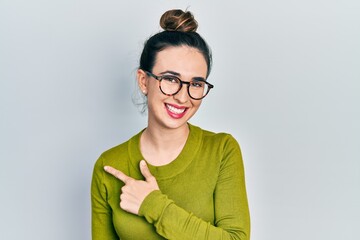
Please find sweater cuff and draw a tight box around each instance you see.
[138,190,172,224]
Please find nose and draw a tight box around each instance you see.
[173,83,189,103]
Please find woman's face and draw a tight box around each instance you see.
[138,45,208,131]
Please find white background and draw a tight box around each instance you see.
[1,0,359,239]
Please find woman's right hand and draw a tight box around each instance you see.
[104,160,160,215]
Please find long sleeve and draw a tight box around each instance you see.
[91,125,250,239]
[91,156,119,240]
[138,135,250,240]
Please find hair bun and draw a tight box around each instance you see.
[160,9,198,32]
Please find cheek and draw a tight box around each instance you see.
[147,80,162,96]
[147,86,167,107]
[191,100,202,109]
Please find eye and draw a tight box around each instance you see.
[162,76,179,83]
[190,81,204,88]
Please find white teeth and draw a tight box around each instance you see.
[166,104,186,114]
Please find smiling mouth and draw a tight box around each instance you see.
[165,103,188,115]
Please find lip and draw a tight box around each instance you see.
[165,103,189,119]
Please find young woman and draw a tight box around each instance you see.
[91,9,250,240]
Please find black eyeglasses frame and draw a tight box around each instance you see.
[144,71,214,100]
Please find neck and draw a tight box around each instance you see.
[140,122,190,166]
[143,123,189,150]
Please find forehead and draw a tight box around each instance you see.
[153,46,208,78]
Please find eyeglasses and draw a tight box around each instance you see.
[144,71,214,100]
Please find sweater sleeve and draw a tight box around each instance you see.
[91,156,119,240]
[138,136,251,240]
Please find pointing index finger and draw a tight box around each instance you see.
[104,166,132,184]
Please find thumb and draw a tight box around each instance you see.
[139,160,154,182]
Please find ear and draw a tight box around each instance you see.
[137,69,148,95]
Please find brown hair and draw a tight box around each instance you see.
[160,9,198,32]
[139,9,212,76]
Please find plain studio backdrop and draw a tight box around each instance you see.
[0,0,359,239]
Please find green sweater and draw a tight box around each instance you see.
[91,124,250,239]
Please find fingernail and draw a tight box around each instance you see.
[140,160,146,166]
[104,166,108,171]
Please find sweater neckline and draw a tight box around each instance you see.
[128,123,202,180]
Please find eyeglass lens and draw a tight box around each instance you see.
[160,76,209,99]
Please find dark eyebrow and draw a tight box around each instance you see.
[159,70,181,76]
[159,70,206,82]
[192,77,206,82]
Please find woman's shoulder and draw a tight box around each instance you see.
[191,123,239,144]
[189,124,243,164]
[94,129,143,167]
[93,141,130,171]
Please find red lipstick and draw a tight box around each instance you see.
[165,103,188,119]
